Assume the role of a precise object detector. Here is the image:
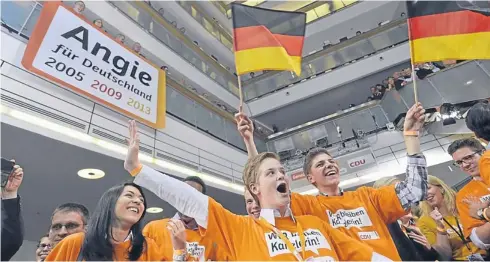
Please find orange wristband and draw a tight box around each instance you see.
[436,227,447,234]
[483,208,490,222]
[130,164,143,177]
[404,130,419,137]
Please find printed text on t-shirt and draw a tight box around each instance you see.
[265,229,331,257]
[326,207,373,229]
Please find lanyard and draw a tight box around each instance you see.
[442,217,474,253]
[256,217,306,261]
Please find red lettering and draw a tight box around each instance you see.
[349,159,366,168]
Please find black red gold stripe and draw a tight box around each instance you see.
[407,1,490,62]
[231,3,306,75]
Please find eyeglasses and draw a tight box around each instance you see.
[452,151,482,167]
[37,243,51,249]
[50,222,82,233]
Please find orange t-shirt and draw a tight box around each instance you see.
[45,232,166,261]
[456,179,490,238]
[479,150,490,186]
[417,215,486,260]
[290,185,405,261]
[143,218,231,261]
[203,197,377,261]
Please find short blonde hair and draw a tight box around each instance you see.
[419,175,457,216]
[243,152,279,187]
[242,152,279,205]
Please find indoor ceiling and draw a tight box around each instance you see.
[347,159,470,191]
[1,123,246,242]
[255,62,411,130]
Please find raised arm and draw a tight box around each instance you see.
[235,112,258,158]
[124,120,209,228]
[395,102,428,210]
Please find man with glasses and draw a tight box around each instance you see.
[48,203,89,248]
[448,139,490,251]
[35,234,51,262]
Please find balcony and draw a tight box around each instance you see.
[381,60,490,124]
[107,1,239,98]
[176,1,234,52]
[267,60,490,174]
[0,1,268,154]
[243,19,409,102]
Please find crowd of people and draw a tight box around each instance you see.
[2,100,489,261]
[367,61,461,102]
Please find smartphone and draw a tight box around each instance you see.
[1,158,15,188]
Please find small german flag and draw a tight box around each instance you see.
[407,1,490,63]
[231,3,306,76]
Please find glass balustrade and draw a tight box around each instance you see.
[266,104,389,155]
[243,21,409,101]
[109,1,239,97]
[1,0,265,151]
[176,1,234,51]
[380,60,490,123]
[265,60,490,157]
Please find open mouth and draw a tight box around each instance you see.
[426,195,434,201]
[127,207,139,213]
[324,170,337,177]
[276,182,287,194]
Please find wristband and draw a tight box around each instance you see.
[436,226,447,234]
[403,130,419,137]
[173,249,189,261]
[483,208,490,222]
[130,164,143,177]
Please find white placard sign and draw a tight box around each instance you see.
[22,2,166,128]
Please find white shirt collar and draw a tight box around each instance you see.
[319,188,344,197]
[259,206,294,226]
[124,231,133,242]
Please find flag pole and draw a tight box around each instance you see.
[406,14,419,104]
[238,75,243,112]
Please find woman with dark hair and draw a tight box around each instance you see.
[45,182,168,261]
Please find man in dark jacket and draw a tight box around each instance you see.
[1,162,24,261]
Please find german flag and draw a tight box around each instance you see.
[407,1,490,63]
[231,3,306,76]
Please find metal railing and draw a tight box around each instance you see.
[109,1,239,97]
[380,60,490,123]
[267,103,389,158]
[243,19,409,101]
[268,59,490,162]
[176,1,234,51]
[1,60,246,184]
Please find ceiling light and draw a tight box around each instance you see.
[146,207,163,213]
[78,168,105,179]
[2,106,245,193]
[465,80,473,85]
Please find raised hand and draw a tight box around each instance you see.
[403,102,425,132]
[2,161,23,199]
[124,120,141,173]
[235,112,254,141]
[429,207,444,227]
[463,197,490,220]
[167,219,187,250]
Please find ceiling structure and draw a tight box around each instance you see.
[255,62,411,130]
[1,123,246,242]
[347,160,470,191]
